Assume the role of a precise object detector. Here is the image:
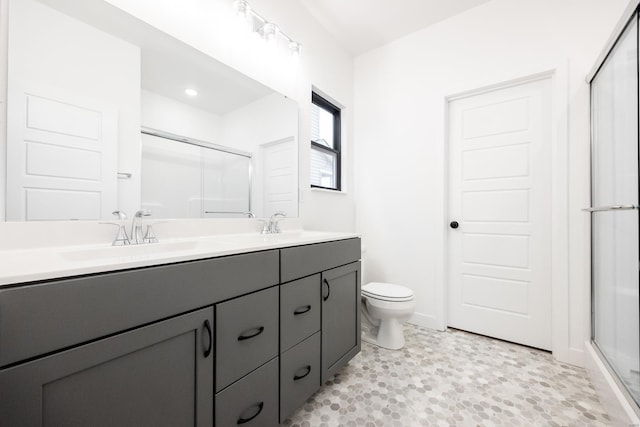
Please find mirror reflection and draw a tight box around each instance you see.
[5,0,299,221]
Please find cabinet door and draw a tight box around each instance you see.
[321,261,361,383]
[0,308,214,427]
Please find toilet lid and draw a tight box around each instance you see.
[362,282,413,302]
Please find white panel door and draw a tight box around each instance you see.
[6,82,118,220]
[261,137,298,218]
[448,78,552,350]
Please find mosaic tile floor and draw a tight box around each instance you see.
[282,324,610,427]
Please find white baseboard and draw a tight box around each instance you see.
[584,341,639,427]
[408,312,442,331]
[564,346,585,368]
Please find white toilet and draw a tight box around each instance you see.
[361,282,415,350]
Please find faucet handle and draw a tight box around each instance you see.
[100,222,131,246]
[112,210,127,220]
[143,221,166,244]
[134,209,152,218]
[259,219,270,234]
[143,224,158,244]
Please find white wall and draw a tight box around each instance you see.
[354,0,630,366]
[222,93,298,217]
[104,0,356,232]
[141,90,223,143]
[5,0,141,218]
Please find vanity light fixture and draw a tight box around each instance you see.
[184,88,198,97]
[230,0,301,59]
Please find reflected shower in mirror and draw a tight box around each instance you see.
[4,0,299,221]
[141,130,252,219]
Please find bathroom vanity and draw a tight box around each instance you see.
[0,233,361,426]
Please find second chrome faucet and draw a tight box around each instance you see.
[262,211,286,234]
[106,210,157,246]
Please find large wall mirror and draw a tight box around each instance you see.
[4,0,299,221]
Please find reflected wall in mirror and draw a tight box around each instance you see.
[4,0,299,221]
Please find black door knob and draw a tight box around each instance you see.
[450,221,459,229]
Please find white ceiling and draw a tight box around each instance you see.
[300,0,492,55]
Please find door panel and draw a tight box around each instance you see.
[448,77,552,350]
[6,82,118,220]
[261,137,298,218]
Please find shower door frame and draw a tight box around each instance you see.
[588,4,640,417]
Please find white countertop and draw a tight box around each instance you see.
[0,230,360,287]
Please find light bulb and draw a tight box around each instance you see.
[259,22,278,48]
[289,41,302,58]
[233,0,250,20]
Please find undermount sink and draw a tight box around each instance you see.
[58,240,211,262]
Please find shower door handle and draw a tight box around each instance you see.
[581,204,638,212]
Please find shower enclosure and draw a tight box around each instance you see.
[588,6,640,410]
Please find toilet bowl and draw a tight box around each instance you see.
[361,282,415,350]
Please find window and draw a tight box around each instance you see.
[310,92,341,191]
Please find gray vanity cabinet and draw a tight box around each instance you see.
[0,239,361,426]
[0,307,214,427]
[279,238,361,419]
[321,261,361,383]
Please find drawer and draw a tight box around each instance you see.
[215,357,278,427]
[280,332,321,422]
[280,238,360,282]
[0,250,279,368]
[216,286,279,391]
[280,275,320,352]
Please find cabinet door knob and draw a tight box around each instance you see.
[293,305,312,316]
[202,319,212,358]
[323,278,331,301]
[293,365,312,381]
[237,326,265,341]
[450,221,459,229]
[237,402,264,424]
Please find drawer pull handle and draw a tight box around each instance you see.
[237,401,264,424]
[293,365,312,381]
[237,326,265,341]
[203,319,212,358]
[323,278,331,301]
[294,305,312,315]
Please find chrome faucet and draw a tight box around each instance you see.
[262,211,286,234]
[101,210,131,246]
[130,209,152,245]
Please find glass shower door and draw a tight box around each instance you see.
[591,15,640,405]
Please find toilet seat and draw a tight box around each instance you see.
[362,282,413,302]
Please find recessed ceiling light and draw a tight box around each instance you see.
[185,88,198,97]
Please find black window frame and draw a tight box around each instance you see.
[311,92,341,191]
